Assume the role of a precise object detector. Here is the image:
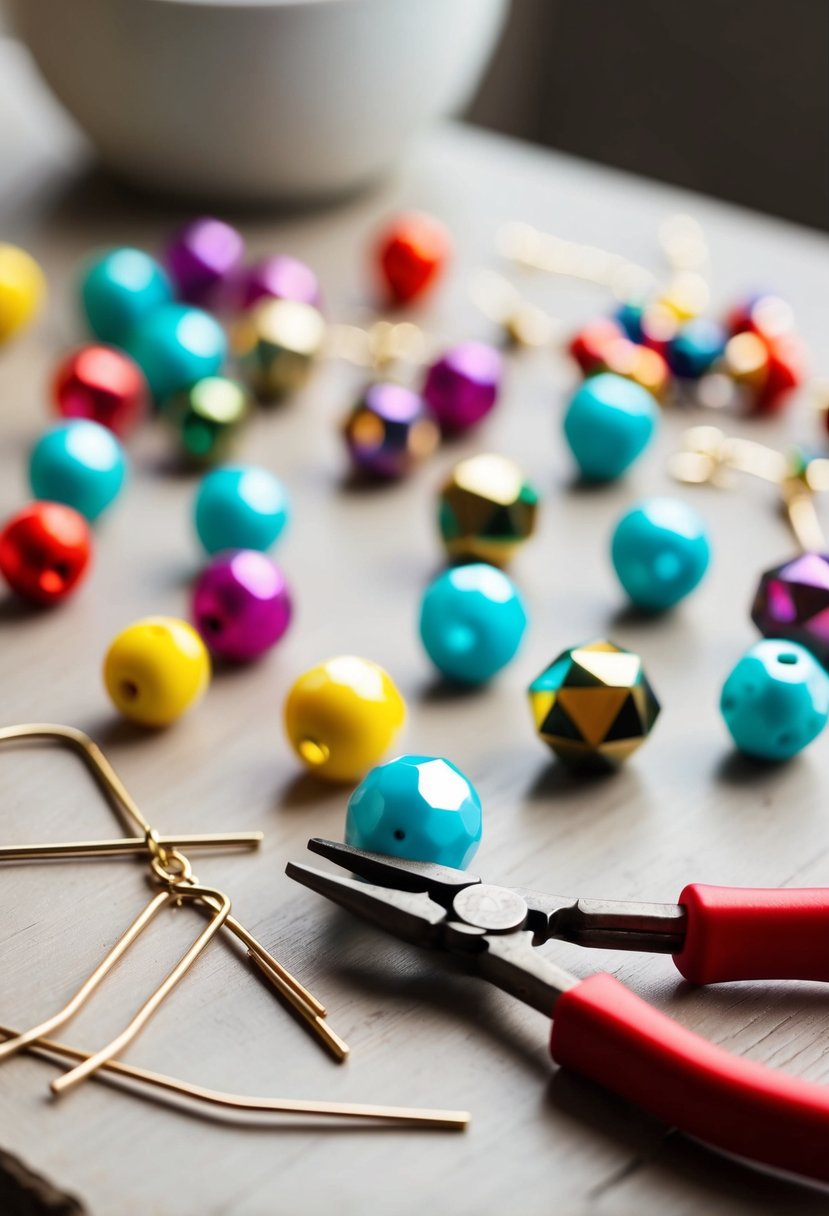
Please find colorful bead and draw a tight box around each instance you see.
[439,453,538,568]
[191,549,292,662]
[756,333,807,414]
[30,421,127,522]
[569,317,626,373]
[126,303,227,402]
[667,319,726,380]
[0,243,46,342]
[727,293,794,343]
[751,552,829,665]
[528,639,660,770]
[563,373,658,482]
[720,639,829,761]
[79,248,172,347]
[343,383,439,479]
[240,255,321,310]
[376,212,451,306]
[52,344,149,438]
[194,465,289,555]
[419,564,528,685]
[161,376,249,465]
[0,502,91,605]
[422,341,502,433]
[164,217,245,309]
[103,616,211,727]
[611,498,711,612]
[233,299,325,400]
[284,655,406,783]
[601,339,671,400]
[346,755,482,869]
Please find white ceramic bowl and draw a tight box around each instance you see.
[7,0,508,202]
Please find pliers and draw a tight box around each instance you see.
[287,839,829,1185]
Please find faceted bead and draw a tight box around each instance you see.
[751,551,829,665]
[233,299,325,400]
[194,465,289,555]
[191,549,292,662]
[0,243,46,343]
[343,382,439,479]
[240,255,321,311]
[103,616,211,727]
[422,341,502,433]
[419,563,528,685]
[53,344,149,438]
[284,656,406,783]
[0,501,92,605]
[161,375,250,465]
[163,216,245,309]
[563,372,659,482]
[346,754,482,869]
[438,453,539,568]
[376,211,451,306]
[720,639,829,761]
[30,420,127,522]
[126,303,227,402]
[667,318,726,379]
[528,639,660,770]
[78,247,173,347]
[611,497,711,612]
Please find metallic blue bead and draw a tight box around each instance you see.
[419,563,527,684]
[563,373,658,482]
[720,639,829,761]
[126,303,227,401]
[194,465,290,555]
[345,754,482,869]
[29,420,127,521]
[79,247,173,347]
[611,497,711,611]
[667,318,726,379]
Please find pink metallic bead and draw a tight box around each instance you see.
[422,341,502,433]
[240,255,321,311]
[192,549,292,661]
[164,217,245,308]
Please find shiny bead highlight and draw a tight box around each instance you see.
[563,372,658,482]
[53,344,149,438]
[233,299,325,400]
[343,383,439,479]
[240,255,321,310]
[611,497,711,611]
[162,376,249,465]
[376,211,451,306]
[126,303,227,402]
[751,552,829,665]
[164,216,245,308]
[79,247,172,347]
[30,420,127,522]
[103,616,211,727]
[0,501,92,605]
[438,453,538,568]
[0,243,46,342]
[194,465,289,555]
[720,639,829,761]
[422,341,502,433]
[192,549,292,662]
[419,563,528,684]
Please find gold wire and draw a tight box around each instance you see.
[0,833,264,860]
[247,950,349,1064]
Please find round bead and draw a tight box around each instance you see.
[163,217,245,308]
[103,616,211,727]
[568,317,626,373]
[601,339,671,400]
[563,373,659,482]
[727,293,794,342]
[126,303,227,402]
[376,211,451,306]
[755,333,807,414]
[343,383,439,479]
[346,755,482,869]
[0,243,46,342]
[30,420,127,522]
[439,453,539,568]
[667,319,726,379]
[240,255,321,311]
[0,502,92,605]
[720,639,829,761]
[52,344,149,438]
[611,497,711,612]
[422,341,502,433]
[191,549,292,662]
[194,465,289,555]
[284,655,406,783]
[161,376,250,465]
[78,247,172,347]
[751,551,829,664]
[233,299,325,400]
[419,564,528,684]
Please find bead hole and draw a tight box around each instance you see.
[119,679,139,702]
[777,653,798,665]
[203,614,223,635]
[298,738,330,766]
[393,829,406,841]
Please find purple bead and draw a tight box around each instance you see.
[192,549,292,661]
[751,552,829,665]
[164,217,245,308]
[422,341,502,433]
[343,382,439,479]
[240,255,321,311]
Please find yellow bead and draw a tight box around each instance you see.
[284,655,406,783]
[0,243,46,342]
[103,616,211,726]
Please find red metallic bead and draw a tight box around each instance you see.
[726,293,795,343]
[753,333,808,415]
[568,317,626,373]
[0,501,92,605]
[53,344,149,438]
[376,212,451,306]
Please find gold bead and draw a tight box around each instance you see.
[233,299,326,400]
[439,453,539,567]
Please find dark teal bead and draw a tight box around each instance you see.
[720,639,829,761]
[126,303,227,402]
[611,497,711,611]
[419,563,527,684]
[29,420,127,521]
[667,318,726,379]
[79,247,173,347]
[563,373,658,481]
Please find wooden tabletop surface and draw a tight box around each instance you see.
[3,36,829,1216]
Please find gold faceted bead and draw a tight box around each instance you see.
[438,453,539,567]
[233,298,326,400]
[528,639,660,770]
[161,375,250,465]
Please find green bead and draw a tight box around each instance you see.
[79,247,173,347]
[720,639,829,761]
[126,303,227,402]
[162,376,250,464]
[563,372,658,481]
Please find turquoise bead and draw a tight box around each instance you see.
[126,303,227,401]
[419,563,528,684]
[720,639,829,761]
[667,318,726,379]
[30,420,126,521]
[563,372,658,481]
[345,754,482,869]
[611,497,711,611]
[194,465,290,555]
[79,247,173,347]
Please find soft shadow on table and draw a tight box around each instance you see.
[418,675,490,704]
[0,594,47,624]
[275,771,348,813]
[715,749,795,787]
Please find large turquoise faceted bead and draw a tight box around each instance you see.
[345,754,482,869]
[194,465,290,555]
[611,497,711,611]
[79,247,173,347]
[720,639,829,761]
[29,420,127,521]
[563,372,658,481]
[126,303,227,401]
[419,563,527,685]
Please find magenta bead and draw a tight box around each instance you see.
[422,341,502,433]
[192,549,292,661]
[752,552,829,666]
[240,255,321,310]
[164,217,246,308]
